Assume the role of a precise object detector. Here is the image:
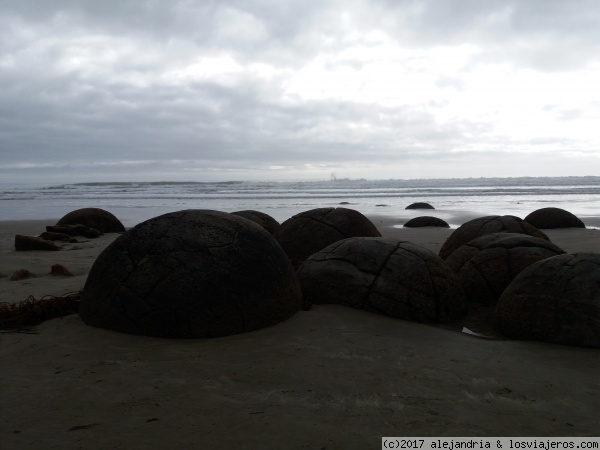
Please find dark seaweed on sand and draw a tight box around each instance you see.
[0,290,82,332]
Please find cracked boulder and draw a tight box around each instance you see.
[438,215,549,260]
[493,253,600,348]
[232,210,280,235]
[446,233,565,305]
[297,237,467,323]
[80,210,302,338]
[524,207,586,229]
[57,207,126,233]
[404,216,450,228]
[274,207,381,269]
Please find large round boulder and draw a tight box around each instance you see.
[438,215,548,260]
[446,233,565,305]
[298,237,467,323]
[274,207,381,269]
[232,210,280,235]
[404,216,450,228]
[57,208,126,233]
[493,253,600,348]
[80,210,302,338]
[524,207,585,229]
[405,202,435,210]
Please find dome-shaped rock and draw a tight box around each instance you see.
[446,233,565,305]
[493,253,600,348]
[405,202,435,210]
[57,208,126,233]
[404,216,450,228]
[274,207,381,269]
[232,210,280,234]
[438,215,548,260]
[524,207,585,229]
[80,210,302,338]
[298,237,467,323]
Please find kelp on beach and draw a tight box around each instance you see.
[0,290,82,332]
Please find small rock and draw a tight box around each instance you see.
[51,264,74,277]
[10,269,35,281]
[38,231,77,242]
[15,235,60,251]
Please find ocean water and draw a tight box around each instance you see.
[1,177,598,228]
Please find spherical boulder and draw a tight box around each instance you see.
[405,202,435,210]
[80,210,302,338]
[493,253,600,348]
[438,215,549,260]
[298,237,467,323]
[57,208,126,233]
[446,233,565,305]
[524,207,585,229]
[274,207,381,269]
[404,216,450,228]
[232,210,280,235]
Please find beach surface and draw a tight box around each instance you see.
[1,216,599,448]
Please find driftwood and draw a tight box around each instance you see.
[0,290,82,332]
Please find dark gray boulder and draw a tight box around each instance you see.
[493,253,600,348]
[274,207,381,269]
[232,210,280,235]
[57,207,126,233]
[80,210,302,338]
[405,202,435,210]
[298,237,467,323]
[404,216,450,228]
[524,207,585,229]
[438,215,549,259]
[15,235,60,251]
[446,233,565,305]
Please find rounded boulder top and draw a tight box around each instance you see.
[79,210,302,338]
[438,215,549,260]
[524,207,586,229]
[493,253,600,348]
[232,210,280,234]
[274,207,382,269]
[298,237,467,323]
[57,208,126,233]
[405,202,435,210]
[404,216,450,228]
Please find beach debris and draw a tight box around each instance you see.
[56,207,126,233]
[14,234,60,251]
[38,231,78,242]
[0,290,82,331]
[50,264,74,277]
[46,224,102,238]
[10,269,35,281]
[438,215,549,260]
[232,210,280,235]
[274,207,381,270]
[404,216,450,228]
[80,209,302,338]
[493,252,600,348]
[524,207,586,229]
[298,237,468,323]
[405,202,435,210]
[446,233,565,305]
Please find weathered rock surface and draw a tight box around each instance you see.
[493,253,600,348]
[446,233,565,305]
[80,210,302,338]
[524,207,586,229]
[232,210,280,235]
[10,269,35,281]
[57,208,126,233]
[50,264,74,277]
[38,231,77,242]
[15,235,60,251]
[405,202,435,210]
[438,215,549,260]
[46,224,102,238]
[298,237,467,323]
[274,207,381,269]
[404,216,450,228]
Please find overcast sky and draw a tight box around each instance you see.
[1,0,599,183]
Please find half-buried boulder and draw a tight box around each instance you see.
[274,207,381,269]
[524,207,586,229]
[493,253,600,348]
[298,237,467,323]
[404,216,450,228]
[405,202,435,210]
[57,207,126,233]
[80,210,302,338]
[438,215,549,260]
[446,233,565,305]
[232,210,280,235]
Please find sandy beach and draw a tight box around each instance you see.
[1,215,599,448]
